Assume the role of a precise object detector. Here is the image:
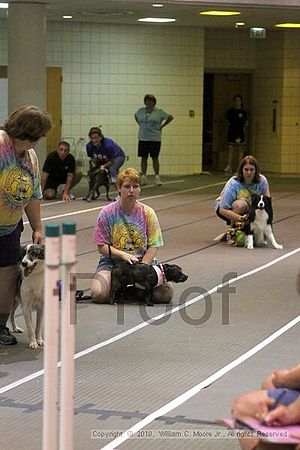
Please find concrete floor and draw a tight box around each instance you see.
[1,173,299,450]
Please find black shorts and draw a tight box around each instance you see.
[227,134,246,146]
[44,176,66,191]
[138,141,161,158]
[0,220,23,267]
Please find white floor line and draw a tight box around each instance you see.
[0,247,299,396]
[41,200,64,207]
[102,315,300,450]
[40,179,186,208]
[23,180,225,225]
[138,178,185,189]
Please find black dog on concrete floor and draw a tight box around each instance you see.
[83,157,111,202]
[110,261,188,306]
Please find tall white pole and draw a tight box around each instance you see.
[43,224,60,450]
[59,222,76,450]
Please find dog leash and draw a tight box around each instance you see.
[57,280,92,302]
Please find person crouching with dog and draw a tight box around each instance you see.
[41,141,82,201]
[91,167,173,304]
[0,105,52,345]
[86,126,125,183]
[214,155,271,244]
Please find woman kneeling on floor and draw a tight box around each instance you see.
[91,167,173,304]
[215,155,270,226]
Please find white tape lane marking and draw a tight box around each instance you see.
[137,178,185,189]
[41,200,64,207]
[39,179,185,208]
[23,180,225,225]
[0,247,299,396]
[102,315,300,450]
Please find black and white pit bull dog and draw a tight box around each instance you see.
[110,261,188,306]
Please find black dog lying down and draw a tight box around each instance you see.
[83,156,111,202]
[110,261,188,306]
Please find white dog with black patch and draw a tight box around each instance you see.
[244,193,283,250]
[10,244,45,349]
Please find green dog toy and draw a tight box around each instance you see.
[235,230,246,247]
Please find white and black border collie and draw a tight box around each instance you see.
[10,244,45,348]
[244,193,283,250]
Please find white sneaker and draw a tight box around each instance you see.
[154,175,162,186]
[141,175,148,186]
[69,193,76,200]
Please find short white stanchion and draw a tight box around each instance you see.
[43,224,60,450]
[59,222,76,450]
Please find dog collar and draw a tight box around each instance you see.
[153,264,165,287]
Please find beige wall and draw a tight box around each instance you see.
[281,30,300,173]
[205,29,256,70]
[0,20,204,176]
[205,28,300,175]
[0,19,299,174]
[254,32,285,173]
[254,30,300,174]
[46,22,204,176]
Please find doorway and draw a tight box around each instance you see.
[46,67,62,154]
[0,66,62,155]
[203,72,252,172]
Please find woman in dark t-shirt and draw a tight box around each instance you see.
[224,95,248,174]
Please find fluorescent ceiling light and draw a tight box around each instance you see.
[152,3,164,7]
[235,22,245,26]
[138,17,176,23]
[63,15,73,19]
[0,3,8,8]
[275,23,300,28]
[200,11,241,16]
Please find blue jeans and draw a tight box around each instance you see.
[268,388,300,410]
[109,155,125,180]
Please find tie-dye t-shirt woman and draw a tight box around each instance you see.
[93,200,163,259]
[0,130,42,236]
[215,174,269,211]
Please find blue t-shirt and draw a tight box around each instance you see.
[86,137,125,161]
[135,107,171,141]
[215,175,269,211]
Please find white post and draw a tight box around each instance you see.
[43,224,60,450]
[59,222,76,450]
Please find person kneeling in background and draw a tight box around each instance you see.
[41,141,82,201]
[86,127,126,183]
